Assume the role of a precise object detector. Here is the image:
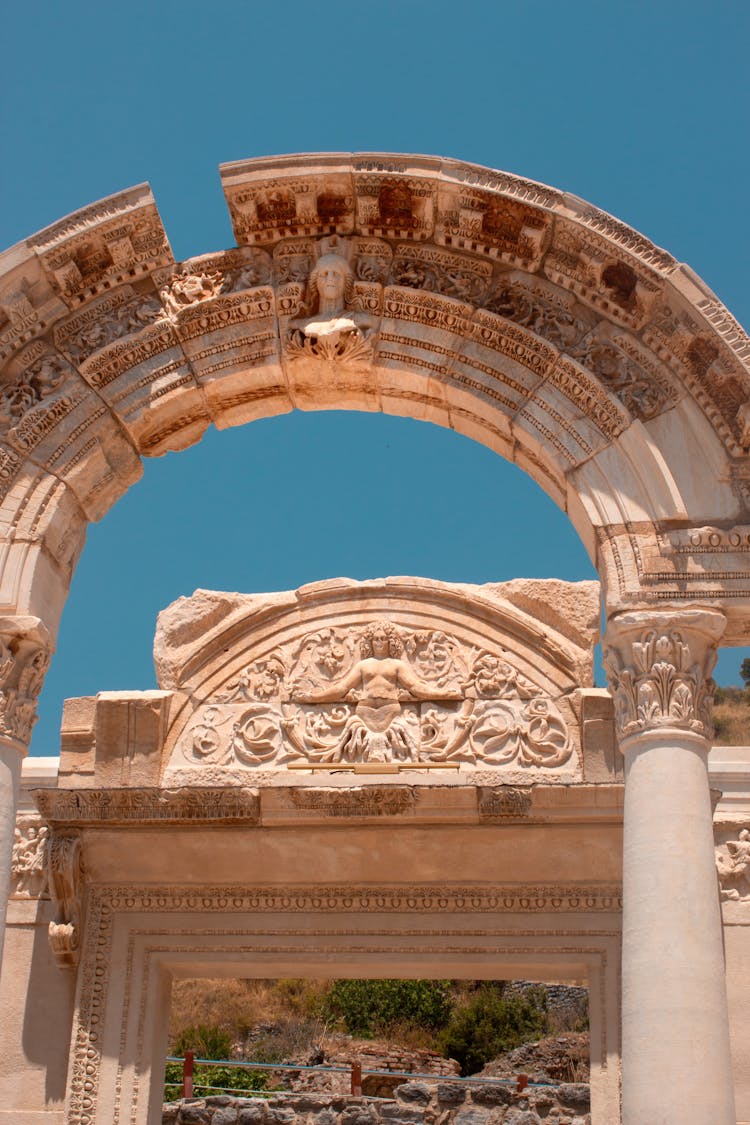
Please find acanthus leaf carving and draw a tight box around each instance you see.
[603,609,725,743]
[0,626,51,745]
[173,621,572,772]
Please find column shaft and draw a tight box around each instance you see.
[621,730,734,1124]
[604,608,736,1124]
[0,743,22,976]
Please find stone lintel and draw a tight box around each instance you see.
[31,781,623,829]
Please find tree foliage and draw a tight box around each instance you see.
[439,985,547,1075]
[323,979,453,1037]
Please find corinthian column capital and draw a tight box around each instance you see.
[0,616,52,751]
[602,607,726,746]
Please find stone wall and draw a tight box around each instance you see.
[163,1080,591,1125]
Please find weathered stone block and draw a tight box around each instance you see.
[470,1083,514,1106]
[238,1101,268,1124]
[93,689,172,786]
[436,1083,466,1106]
[394,1083,431,1105]
[178,1102,211,1125]
[213,1108,240,1125]
[556,1083,590,1111]
[453,1109,492,1125]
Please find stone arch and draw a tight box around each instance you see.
[2,154,749,1125]
[1,154,748,669]
[0,153,746,744]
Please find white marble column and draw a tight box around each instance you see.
[0,618,51,979]
[604,608,736,1125]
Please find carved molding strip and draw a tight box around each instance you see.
[92,883,623,914]
[34,786,261,826]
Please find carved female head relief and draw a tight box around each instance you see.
[360,621,403,659]
[307,251,354,317]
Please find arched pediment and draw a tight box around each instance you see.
[152,576,600,784]
[0,154,749,644]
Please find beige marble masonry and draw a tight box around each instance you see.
[1,154,750,1124]
[54,576,603,789]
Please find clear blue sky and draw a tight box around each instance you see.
[1,1,748,755]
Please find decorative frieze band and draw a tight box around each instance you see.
[602,608,725,744]
[33,785,261,826]
[91,882,623,914]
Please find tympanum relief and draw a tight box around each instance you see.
[170,620,572,773]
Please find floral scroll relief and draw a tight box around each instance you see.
[174,622,572,771]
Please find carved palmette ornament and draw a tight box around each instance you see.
[46,831,83,968]
[173,622,572,771]
[603,610,725,742]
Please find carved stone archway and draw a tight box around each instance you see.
[1,154,749,1124]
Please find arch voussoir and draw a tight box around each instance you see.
[0,151,748,717]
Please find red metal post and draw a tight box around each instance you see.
[182,1050,194,1098]
[515,1074,529,1094]
[351,1061,362,1096]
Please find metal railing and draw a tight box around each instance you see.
[166,1053,560,1100]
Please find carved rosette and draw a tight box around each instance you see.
[602,608,725,745]
[46,830,84,968]
[0,617,52,747]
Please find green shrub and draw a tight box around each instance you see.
[439,985,547,1075]
[324,979,453,1038]
[164,1061,271,1102]
[173,1024,233,1061]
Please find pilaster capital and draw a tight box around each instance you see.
[602,607,726,747]
[0,616,52,751]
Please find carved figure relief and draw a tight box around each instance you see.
[159,268,224,320]
[570,333,675,421]
[484,282,588,351]
[716,829,750,901]
[173,621,572,771]
[0,351,73,446]
[285,236,376,365]
[10,816,49,898]
[59,288,163,363]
